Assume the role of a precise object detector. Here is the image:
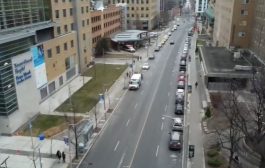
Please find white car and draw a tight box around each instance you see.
[142,63,150,70]
[176,89,184,96]
[168,32,172,36]
[172,117,183,131]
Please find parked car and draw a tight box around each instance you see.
[154,47,160,52]
[123,44,136,53]
[142,63,150,70]
[175,94,184,105]
[179,65,186,72]
[168,131,182,150]
[178,75,186,81]
[180,60,186,66]
[177,81,185,89]
[172,117,183,131]
[149,54,155,59]
[176,89,184,96]
[168,32,172,36]
[175,104,184,115]
[170,41,175,45]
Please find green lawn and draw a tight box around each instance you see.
[105,54,138,59]
[197,39,206,46]
[56,64,127,113]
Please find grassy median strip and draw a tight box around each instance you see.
[21,115,82,137]
[56,64,127,113]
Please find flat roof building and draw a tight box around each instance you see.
[108,0,159,30]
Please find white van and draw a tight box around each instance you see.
[129,74,142,90]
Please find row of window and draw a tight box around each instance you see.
[92,25,101,33]
[56,23,73,35]
[54,0,89,3]
[103,26,121,37]
[55,6,89,18]
[91,16,101,23]
[109,0,149,4]
[47,40,74,58]
[104,18,121,28]
[127,13,149,18]
[127,6,149,10]
[92,35,102,44]
[103,11,121,19]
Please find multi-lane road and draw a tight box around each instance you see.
[79,19,193,168]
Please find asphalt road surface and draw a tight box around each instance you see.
[79,21,192,168]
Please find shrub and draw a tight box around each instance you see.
[207,149,219,157]
[205,107,212,118]
[207,158,223,167]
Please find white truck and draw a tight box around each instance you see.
[128,74,142,90]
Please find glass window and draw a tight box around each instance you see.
[63,9,67,17]
[81,7,84,14]
[57,27,61,34]
[64,24,68,32]
[64,42,68,50]
[70,8,73,16]
[71,40,74,47]
[56,46,60,54]
[59,76,63,86]
[47,49,52,58]
[55,10,60,18]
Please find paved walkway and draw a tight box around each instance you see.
[0,136,68,168]
[187,31,206,168]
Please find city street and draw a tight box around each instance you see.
[79,21,192,168]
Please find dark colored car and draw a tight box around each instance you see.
[179,65,186,72]
[175,104,184,115]
[168,131,182,150]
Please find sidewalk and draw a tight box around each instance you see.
[0,136,68,168]
[186,32,206,168]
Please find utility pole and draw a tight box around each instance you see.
[29,121,37,168]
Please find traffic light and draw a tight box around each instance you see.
[189,145,195,158]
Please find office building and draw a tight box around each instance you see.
[0,0,91,134]
[213,0,255,48]
[195,0,208,14]
[108,0,158,30]
[250,0,265,64]
[91,4,122,48]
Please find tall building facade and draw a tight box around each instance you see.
[108,0,158,30]
[195,0,208,14]
[0,0,92,134]
[213,0,255,48]
[250,0,265,63]
[91,5,122,49]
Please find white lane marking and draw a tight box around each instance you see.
[117,152,126,168]
[168,92,170,97]
[126,119,130,127]
[155,145,159,157]
[164,104,168,112]
[140,91,144,95]
[114,141,120,151]
[134,104,138,109]
[161,122,164,131]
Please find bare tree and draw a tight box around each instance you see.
[235,67,265,168]
[223,68,265,168]
[215,80,243,168]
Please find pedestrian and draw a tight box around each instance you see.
[140,56,142,60]
[126,72,129,78]
[195,81,198,88]
[62,152,66,163]
[56,150,61,161]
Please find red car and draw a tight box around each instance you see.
[178,75,186,81]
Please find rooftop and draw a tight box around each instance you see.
[0,21,54,45]
[201,47,260,78]
[111,30,148,42]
